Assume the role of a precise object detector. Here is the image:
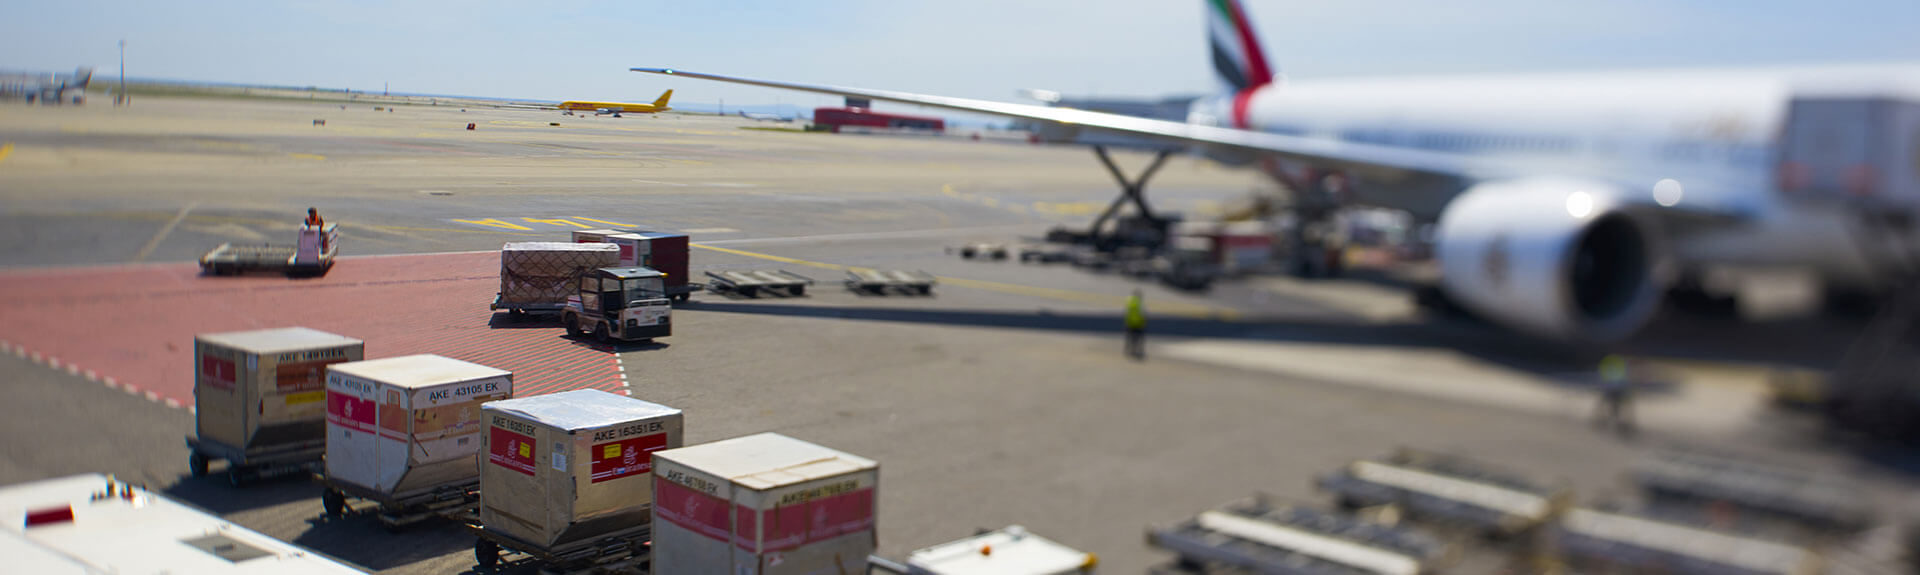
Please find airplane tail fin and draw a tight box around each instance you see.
[652,89,673,108]
[1206,0,1276,94]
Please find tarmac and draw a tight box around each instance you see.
[1,96,1913,573]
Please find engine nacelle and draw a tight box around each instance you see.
[1434,178,1665,342]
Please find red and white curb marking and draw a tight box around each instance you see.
[616,355,631,395]
[2,339,193,414]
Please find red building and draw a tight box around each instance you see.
[812,107,945,133]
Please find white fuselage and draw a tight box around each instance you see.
[1192,64,1920,286]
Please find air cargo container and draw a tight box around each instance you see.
[187,327,363,484]
[651,432,879,575]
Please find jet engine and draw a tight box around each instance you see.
[1433,178,1666,342]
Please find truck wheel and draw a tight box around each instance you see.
[673,293,690,304]
[475,538,500,569]
[189,453,209,478]
[563,313,581,337]
[227,467,248,488]
[594,324,611,343]
[323,488,347,517]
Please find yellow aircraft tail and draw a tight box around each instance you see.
[652,90,673,108]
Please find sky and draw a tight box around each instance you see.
[5,0,1919,112]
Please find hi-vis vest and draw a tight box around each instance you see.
[1126,296,1146,329]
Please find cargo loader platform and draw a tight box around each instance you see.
[704,269,814,297]
[845,269,936,295]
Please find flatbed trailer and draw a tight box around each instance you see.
[1147,496,1451,575]
[1552,508,1822,575]
[1316,449,1569,536]
[319,477,480,532]
[461,511,651,574]
[846,269,936,295]
[200,224,339,277]
[1633,449,1872,534]
[185,435,325,487]
[705,269,814,297]
[489,293,569,314]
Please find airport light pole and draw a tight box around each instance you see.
[117,39,126,106]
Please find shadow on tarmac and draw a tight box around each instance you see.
[162,472,321,514]
[292,513,475,572]
[687,301,1857,382]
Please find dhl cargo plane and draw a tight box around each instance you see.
[557,90,673,114]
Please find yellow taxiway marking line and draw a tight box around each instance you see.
[689,243,1238,320]
[0,143,15,163]
[574,216,638,228]
[370,225,541,236]
[288,153,326,161]
[452,218,535,231]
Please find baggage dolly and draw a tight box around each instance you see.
[185,435,325,487]
[320,477,480,532]
[705,269,814,297]
[845,269,936,295]
[463,512,652,574]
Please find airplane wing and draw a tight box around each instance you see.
[630,67,1751,227]
[631,67,1496,181]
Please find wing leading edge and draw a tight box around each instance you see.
[630,67,1491,181]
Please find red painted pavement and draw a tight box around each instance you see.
[0,252,623,405]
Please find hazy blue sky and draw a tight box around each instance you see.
[6,0,1918,110]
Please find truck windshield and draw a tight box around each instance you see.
[624,278,665,301]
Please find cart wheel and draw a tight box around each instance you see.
[509,308,526,317]
[189,452,209,478]
[563,313,581,337]
[741,286,758,297]
[673,293,690,304]
[227,467,248,488]
[475,538,500,569]
[917,285,932,296]
[323,488,346,518]
[790,285,806,296]
[593,324,611,343]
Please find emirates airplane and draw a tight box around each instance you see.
[636,1,1920,343]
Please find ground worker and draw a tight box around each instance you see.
[305,207,324,227]
[1593,354,1635,436]
[1125,289,1146,360]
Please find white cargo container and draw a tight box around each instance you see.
[325,355,512,498]
[479,389,684,550]
[906,526,1098,575]
[190,327,364,478]
[2,473,365,574]
[651,432,879,575]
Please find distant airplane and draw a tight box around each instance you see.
[557,90,673,115]
[738,110,794,123]
[635,1,1920,344]
[0,67,93,104]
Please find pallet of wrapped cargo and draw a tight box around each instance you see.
[186,327,364,485]
[651,432,879,575]
[606,231,695,302]
[321,355,511,527]
[492,242,619,314]
[471,389,683,570]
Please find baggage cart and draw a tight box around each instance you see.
[1552,508,1821,575]
[185,435,325,487]
[1633,449,1872,534]
[462,511,652,573]
[199,224,339,277]
[705,269,814,297]
[846,269,936,295]
[320,476,479,531]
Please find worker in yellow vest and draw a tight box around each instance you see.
[1125,289,1146,360]
[1593,354,1635,436]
